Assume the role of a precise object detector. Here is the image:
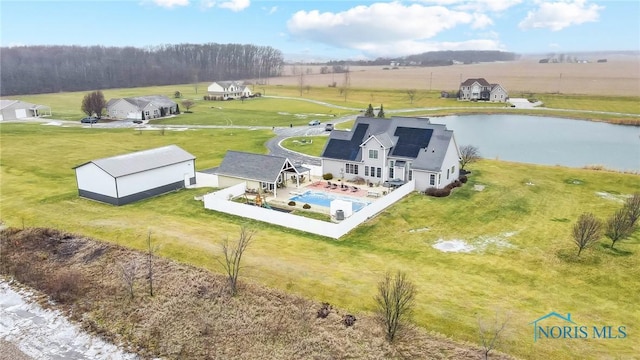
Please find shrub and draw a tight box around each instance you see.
[45,270,83,304]
[288,201,296,206]
[322,173,334,180]
[303,203,311,209]
[459,175,468,183]
[352,176,366,185]
[425,187,451,197]
[343,314,357,327]
[317,302,331,318]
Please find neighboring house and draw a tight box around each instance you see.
[211,150,310,197]
[0,100,51,121]
[74,145,196,206]
[458,78,508,102]
[321,116,461,191]
[207,81,252,100]
[106,95,178,120]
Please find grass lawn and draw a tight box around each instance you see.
[1,122,639,360]
[280,136,328,157]
[7,83,638,126]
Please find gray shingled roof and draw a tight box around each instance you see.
[75,145,195,178]
[321,116,455,171]
[106,95,176,110]
[460,78,491,86]
[216,151,290,183]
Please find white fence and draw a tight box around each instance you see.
[202,180,416,239]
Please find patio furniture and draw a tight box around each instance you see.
[351,186,358,192]
[331,184,338,189]
[325,181,332,188]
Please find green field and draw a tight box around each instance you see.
[1,118,638,359]
[5,83,639,125]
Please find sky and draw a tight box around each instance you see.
[1,0,638,61]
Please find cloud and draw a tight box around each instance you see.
[200,0,249,11]
[519,0,604,31]
[287,2,495,57]
[218,0,250,12]
[263,6,277,15]
[152,0,189,8]
[413,0,521,12]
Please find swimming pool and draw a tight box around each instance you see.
[289,190,370,212]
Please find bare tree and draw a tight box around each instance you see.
[477,312,509,360]
[459,145,481,170]
[120,260,139,299]
[605,208,633,249]
[375,271,416,342]
[407,89,417,104]
[81,90,106,118]
[573,213,602,256]
[217,226,256,296]
[181,100,195,112]
[146,230,158,296]
[624,193,640,226]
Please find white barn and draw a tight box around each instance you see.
[74,145,196,205]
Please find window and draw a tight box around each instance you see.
[389,166,394,178]
[430,174,435,185]
[447,169,450,179]
[369,149,378,159]
[409,170,413,181]
[365,166,369,176]
[451,165,455,174]
[438,174,441,184]
[376,167,382,178]
[345,163,359,175]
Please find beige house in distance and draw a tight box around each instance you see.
[458,78,508,102]
[106,95,178,120]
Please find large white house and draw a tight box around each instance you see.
[458,78,508,102]
[74,145,196,205]
[207,81,252,100]
[321,116,461,191]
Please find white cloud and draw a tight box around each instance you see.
[152,0,189,8]
[218,0,250,12]
[519,0,604,31]
[413,0,521,12]
[264,6,277,15]
[200,0,249,11]
[287,2,496,57]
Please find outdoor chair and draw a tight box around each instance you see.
[325,181,332,188]
[351,186,358,192]
[331,184,338,189]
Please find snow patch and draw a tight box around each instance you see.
[595,191,629,203]
[42,121,62,126]
[432,239,474,253]
[409,227,430,233]
[0,280,139,360]
[432,231,518,253]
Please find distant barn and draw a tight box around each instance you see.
[74,145,196,205]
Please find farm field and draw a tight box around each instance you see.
[271,57,640,96]
[1,121,639,359]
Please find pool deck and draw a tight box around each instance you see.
[262,178,386,212]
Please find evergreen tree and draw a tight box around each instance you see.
[364,104,375,117]
[377,104,385,118]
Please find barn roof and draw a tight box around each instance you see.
[74,145,195,178]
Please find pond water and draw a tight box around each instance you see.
[429,115,639,171]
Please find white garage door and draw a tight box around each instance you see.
[15,109,27,118]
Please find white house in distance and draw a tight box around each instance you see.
[105,95,179,120]
[73,145,196,206]
[207,81,252,100]
[458,78,508,102]
[0,99,51,121]
[321,116,461,191]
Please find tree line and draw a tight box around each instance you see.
[0,43,284,96]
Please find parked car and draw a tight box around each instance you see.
[325,123,334,131]
[133,120,143,124]
[81,117,98,124]
[308,120,320,126]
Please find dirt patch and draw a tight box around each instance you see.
[432,232,518,253]
[0,227,514,360]
[595,191,630,203]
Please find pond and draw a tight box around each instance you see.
[430,115,640,171]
